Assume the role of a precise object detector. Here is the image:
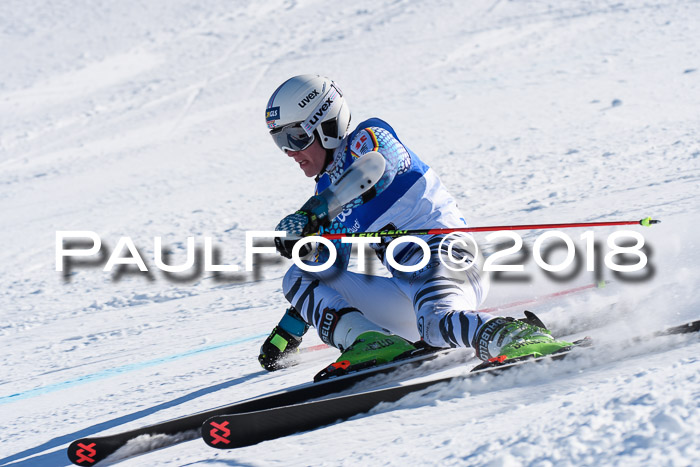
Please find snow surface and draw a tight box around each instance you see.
[1,0,700,465]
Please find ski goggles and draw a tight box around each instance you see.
[270,123,315,153]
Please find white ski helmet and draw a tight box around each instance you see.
[265,74,351,151]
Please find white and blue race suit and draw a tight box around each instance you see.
[283,118,493,349]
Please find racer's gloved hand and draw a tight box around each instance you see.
[274,195,331,258]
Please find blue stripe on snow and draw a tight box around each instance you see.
[0,333,268,405]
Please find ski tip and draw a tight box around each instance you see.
[640,217,661,226]
[202,417,235,449]
[67,438,102,465]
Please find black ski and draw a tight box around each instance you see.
[202,319,700,449]
[66,346,452,465]
[66,318,699,463]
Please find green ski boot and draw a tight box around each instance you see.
[474,317,573,362]
[315,331,418,380]
[339,331,417,365]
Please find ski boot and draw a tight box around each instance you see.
[314,331,419,381]
[473,316,573,364]
[258,307,309,371]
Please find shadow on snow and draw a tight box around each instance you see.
[1,371,265,466]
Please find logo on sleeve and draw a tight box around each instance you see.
[352,130,371,155]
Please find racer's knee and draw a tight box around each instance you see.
[282,264,304,298]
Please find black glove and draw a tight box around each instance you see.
[274,195,331,259]
[258,326,302,371]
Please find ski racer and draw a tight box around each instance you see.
[259,74,573,371]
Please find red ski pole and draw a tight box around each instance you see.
[319,217,660,240]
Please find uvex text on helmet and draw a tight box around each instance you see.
[265,74,351,150]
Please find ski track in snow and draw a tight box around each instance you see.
[1,0,699,465]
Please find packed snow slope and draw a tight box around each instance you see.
[1,0,699,465]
